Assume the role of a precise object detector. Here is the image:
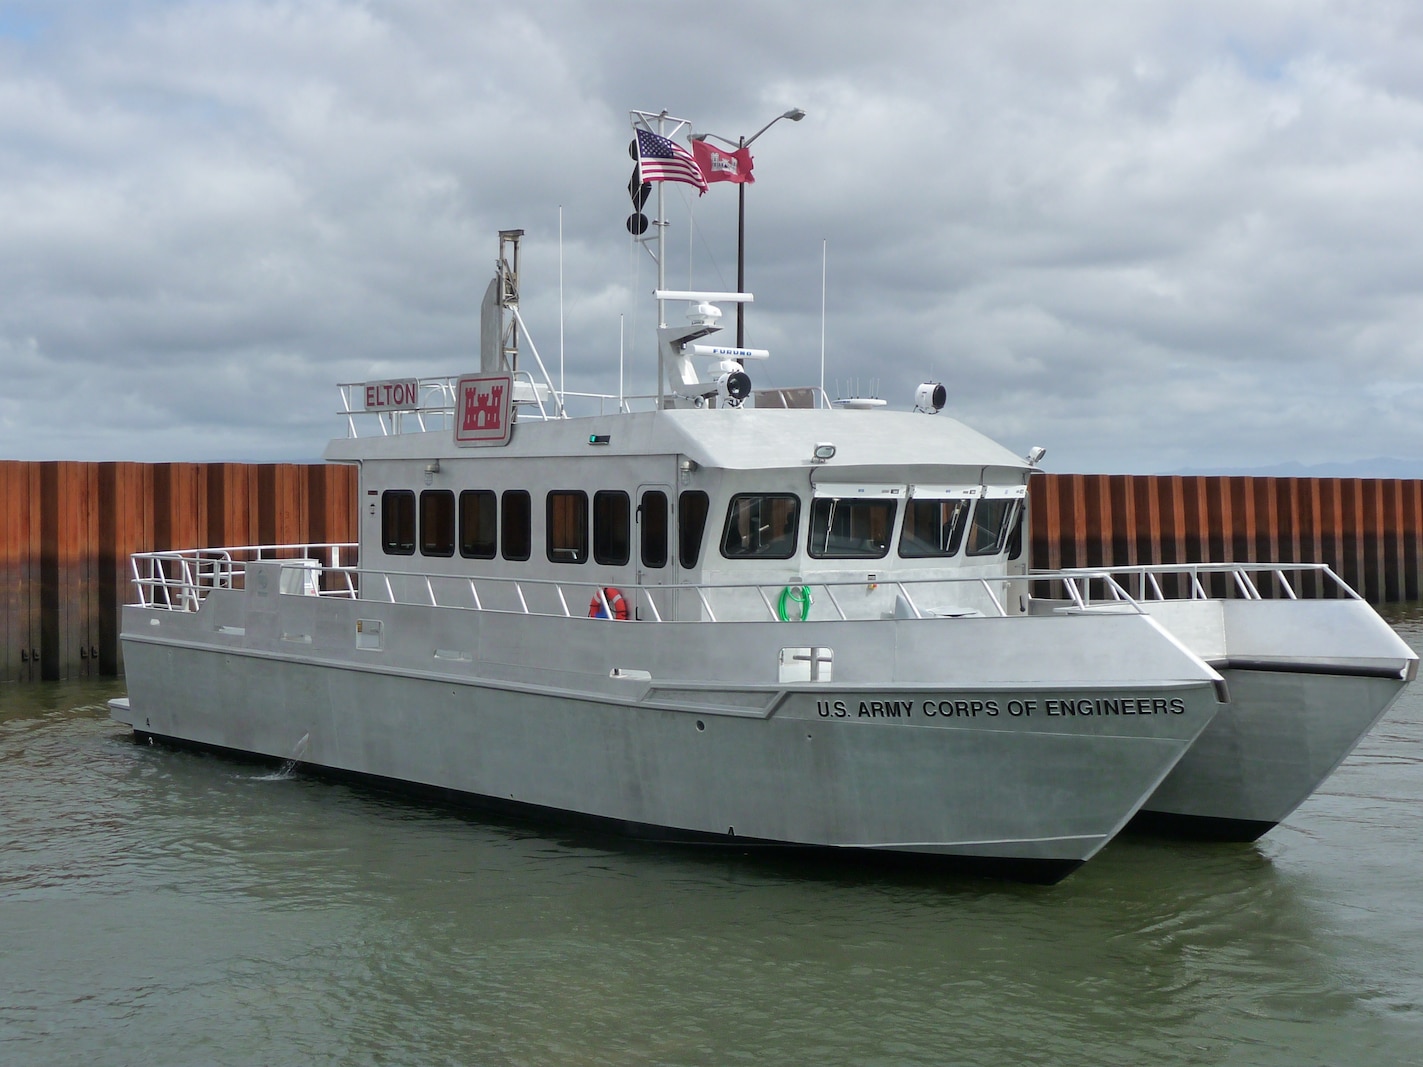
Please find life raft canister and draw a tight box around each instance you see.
[588,587,629,620]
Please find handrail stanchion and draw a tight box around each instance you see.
[755,585,778,620]
[1190,570,1208,600]
[1276,569,1299,600]
[979,579,1006,617]
[694,585,718,622]
[1235,570,1261,600]
[820,583,848,621]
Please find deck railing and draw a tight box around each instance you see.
[130,546,1361,626]
[1029,561,1361,608]
[131,543,1031,622]
[131,544,355,611]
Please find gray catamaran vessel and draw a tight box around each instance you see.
[111,110,1414,881]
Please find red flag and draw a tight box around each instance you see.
[691,140,755,185]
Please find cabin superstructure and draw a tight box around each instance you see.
[327,398,1037,624]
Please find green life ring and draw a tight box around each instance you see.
[777,584,812,622]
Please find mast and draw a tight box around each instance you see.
[629,109,693,409]
[628,109,756,411]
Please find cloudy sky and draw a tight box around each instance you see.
[2,0,1422,473]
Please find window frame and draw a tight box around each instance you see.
[419,489,456,557]
[381,489,416,556]
[639,490,670,570]
[678,490,710,569]
[898,496,974,559]
[593,489,631,567]
[807,497,897,560]
[546,489,590,565]
[458,489,498,560]
[719,492,801,560]
[966,497,1023,557]
[501,489,532,562]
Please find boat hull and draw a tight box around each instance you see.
[1135,666,1408,839]
[1131,597,1415,838]
[114,572,1225,881]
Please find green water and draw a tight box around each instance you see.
[3,623,1422,1066]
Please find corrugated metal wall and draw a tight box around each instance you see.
[3,463,1421,681]
[1030,474,1423,603]
[0,461,356,682]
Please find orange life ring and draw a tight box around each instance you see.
[588,586,629,620]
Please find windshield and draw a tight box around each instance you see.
[899,497,972,558]
[720,493,800,559]
[966,497,1021,556]
[809,498,896,559]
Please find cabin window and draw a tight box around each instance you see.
[899,497,972,558]
[640,490,669,569]
[966,497,1021,557]
[808,498,896,559]
[381,490,416,555]
[459,490,497,559]
[593,490,631,567]
[420,490,455,557]
[1007,503,1026,561]
[547,490,589,564]
[501,490,531,562]
[721,493,800,560]
[678,491,710,569]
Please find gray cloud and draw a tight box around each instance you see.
[1,0,1421,471]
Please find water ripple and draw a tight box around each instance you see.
[3,673,1423,1064]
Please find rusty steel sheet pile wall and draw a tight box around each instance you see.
[0,461,357,683]
[1030,474,1423,604]
[3,464,1423,681]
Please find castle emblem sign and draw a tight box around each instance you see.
[454,373,513,446]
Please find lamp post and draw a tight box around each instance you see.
[692,108,805,347]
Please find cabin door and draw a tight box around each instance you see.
[635,484,674,621]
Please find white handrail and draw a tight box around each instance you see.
[128,546,1358,623]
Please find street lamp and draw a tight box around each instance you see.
[691,107,805,347]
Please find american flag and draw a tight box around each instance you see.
[635,128,708,194]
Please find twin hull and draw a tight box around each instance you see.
[1132,598,1415,836]
[118,566,1225,879]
